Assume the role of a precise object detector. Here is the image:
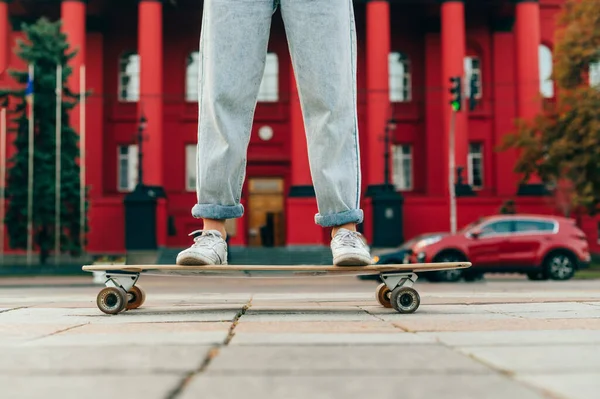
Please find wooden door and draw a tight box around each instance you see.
[247,178,286,247]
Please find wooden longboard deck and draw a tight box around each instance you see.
[82,262,471,277]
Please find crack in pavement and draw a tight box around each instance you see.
[0,306,30,314]
[164,298,253,399]
[29,323,90,342]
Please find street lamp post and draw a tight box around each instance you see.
[136,113,147,187]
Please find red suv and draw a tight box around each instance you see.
[406,214,591,282]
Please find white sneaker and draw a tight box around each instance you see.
[331,228,372,266]
[176,230,228,266]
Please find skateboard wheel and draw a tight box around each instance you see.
[375,283,393,308]
[390,287,420,314]
[96,287,128,315]
[126,286,146,310]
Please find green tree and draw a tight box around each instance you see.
[0,18,88,264]
[501,0,600,216]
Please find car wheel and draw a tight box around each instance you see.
[544,253,576,281]
[432,252,466,282]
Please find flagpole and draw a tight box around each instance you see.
[54,64,62,265]
[0,106,6,265]
[79,65,86,252]
[26,64,34,265]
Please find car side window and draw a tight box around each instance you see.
[479,221,513,237]
[515,220,555,233]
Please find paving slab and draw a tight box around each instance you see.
[369,308,516,321]
[0,375,181,399]
[181,374,547,399]
[207,345,490,373]
[234,321,399,333]
[0,323,88,340]
[473,302,599,313]
[500,309,600,319]
[0,307,100,324]
[419,330,600,346]
[63,321,231,334]
[230,332,435,345]
[0,306,241,324]
[24,331,229,347]
[459,345,600,373]
[90,307,242,324]
[0,345,212,373]
[516,372,600,399]
[242,308,377,322]
[391,317,600,332]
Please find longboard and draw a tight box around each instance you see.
[83,261,471,315]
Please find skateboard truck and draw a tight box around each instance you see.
[104,272,139,292]
[96,272,146,315]
[375,272,421,313]
[380,272,418,290]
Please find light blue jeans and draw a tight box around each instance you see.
[192,0,364,227]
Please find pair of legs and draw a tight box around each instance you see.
[177,0,371,266]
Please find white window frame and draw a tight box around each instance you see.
[539,44,554,98]
[117,145,138,192]
[468,143,484,190]
[257,53,279,102]
[118,51,140,102]
[392,144,413,191]
[186,51,200,102]
[464,56,482,100]
[389,52,412,102]
[185,144,197,192]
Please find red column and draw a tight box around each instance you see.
[286,69,321,245]
[441,1,468,193]
[61,1,86,125]
[515,0,541,121]
[0,1,8,75]
[138,0,163,186]
[515,0,542,189]
[492,29,518,197]
[366,1,390,187]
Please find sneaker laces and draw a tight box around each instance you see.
[188,230,222,248]
[334,229,366,249]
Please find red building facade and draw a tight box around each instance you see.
[1,0,599,254]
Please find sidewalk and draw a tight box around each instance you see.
[0,276,598,399]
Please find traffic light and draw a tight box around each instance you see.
[469,74,480,111]
[449,76,462,112]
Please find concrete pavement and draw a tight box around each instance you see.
[0,275,599,398]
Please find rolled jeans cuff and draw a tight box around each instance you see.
[314,209,364,227]
[192,203,244,220]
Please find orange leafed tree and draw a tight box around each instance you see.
[501,0,600,216]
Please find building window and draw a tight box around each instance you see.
[389,52,411,102]
[590,61,600,89]
[392,144,412,191]
[186,51,200,102]
[117,145,138,192]
[468,143,483,189]
[539,44,554,98]
[464,56,482,100]
[186,144,197,192]
[118,51,140,102]
[258,53,278,102]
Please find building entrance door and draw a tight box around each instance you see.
[247,178,285,247]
